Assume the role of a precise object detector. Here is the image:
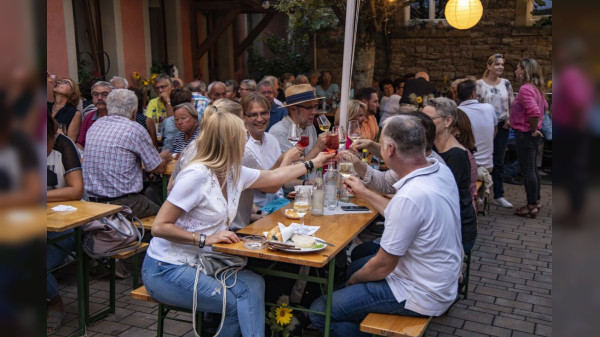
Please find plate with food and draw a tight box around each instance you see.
[266,226,327,253]
[284,208,300,219]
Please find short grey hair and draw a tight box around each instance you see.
[382,115,426,158]
[187,80,207,93]
[262,75,279,87]
[240,79,257,91]
[109,76,129,88]
[107,89,138,118]
[91,81,113,93]
[256,80,274,91]
[423,97,458,127]
[174,102,198,119]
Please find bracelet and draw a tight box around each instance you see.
[308,160,314,172]
[303,161,311,173]
[302,180,307,185]
[198,234,206,248]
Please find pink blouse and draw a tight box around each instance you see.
[510,83,548,133]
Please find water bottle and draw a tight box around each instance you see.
[311,169,324,216]
[324,169,338,210]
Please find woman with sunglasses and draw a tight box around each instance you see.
[476,53,515,209]
[47,76,82,143]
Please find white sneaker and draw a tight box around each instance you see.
[493,197,513,208]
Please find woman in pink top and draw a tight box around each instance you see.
[510,58,548,218]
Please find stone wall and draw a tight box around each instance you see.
[314,1,552,91]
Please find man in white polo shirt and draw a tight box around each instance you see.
[309,115,462,336]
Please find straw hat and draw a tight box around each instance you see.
[283,84,324,107]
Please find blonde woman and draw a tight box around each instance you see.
[143,112,333,336]
[476,54,515,208]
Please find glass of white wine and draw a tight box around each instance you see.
[339,161,354,179]
[294,187,312,225]
[348,120,361,143]
[317,114,331,132]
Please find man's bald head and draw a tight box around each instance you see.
[415,72,430,81]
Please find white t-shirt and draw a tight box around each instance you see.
[458,99,498,169]
[380,159,462,316]
[147,163,260,265]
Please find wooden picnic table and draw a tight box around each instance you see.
[47,200,123,335]
[213,197,379,336]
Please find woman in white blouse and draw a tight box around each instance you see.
[476,53,515,208]
[143,111,333,336]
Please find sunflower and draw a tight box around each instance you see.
[547,80,552,89]
[151,73,158,80]
[275,304,293,326]
[133,71,141,80]
[143,79,149,86]
[416,96,423,104]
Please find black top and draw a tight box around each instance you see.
[277,88,286,103]
[47,134,82,189]
[399,77,440,104]
[48,102,78,130]
[438,147,477,250]
[0,131,39,191]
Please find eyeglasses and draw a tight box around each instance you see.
[154,84,170,91]
[259,90,274,95]
[56,79,72,88]
[494,54,504,58]
[431,116,444,121]
[244,111,270,119]
[239,87,252,92]
[91,91,110,98]
[298,104,318,111]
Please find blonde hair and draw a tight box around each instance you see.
[334,100,366,126]
[200,98,243,130]
[190,112,246,185]
[483,54,504,78]
[519,58,546,94]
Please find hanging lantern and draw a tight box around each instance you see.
[445,0,483,30]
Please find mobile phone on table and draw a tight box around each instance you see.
[340,206,369,211]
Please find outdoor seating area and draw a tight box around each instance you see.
[46,1,553,336]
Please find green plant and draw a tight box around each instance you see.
[247,33,311,79]
[265,295,300,337]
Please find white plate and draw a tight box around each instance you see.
[272,236,328,253]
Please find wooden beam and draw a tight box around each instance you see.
[197,8,241,60]
[190,6,200,78]
[235,12,275,58]
[193,0,271,13]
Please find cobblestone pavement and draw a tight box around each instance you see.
[52,183,552,337]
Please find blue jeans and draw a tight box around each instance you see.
[47,230,75,299]
[515,131,542,205]
[142,255,265,337]
[310,255,425,337]
[492,124,510,199]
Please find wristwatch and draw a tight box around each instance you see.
[198,234,206,248]
[166,101,172,106]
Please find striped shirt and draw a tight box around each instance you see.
[83,115,161,198]
[171,127,200,154]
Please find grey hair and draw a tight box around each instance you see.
[207,81,226,93]
[174,102,198,119]
[262,75,279,87]
[256,80,274,90]
[240,79,257,91]
[154,74,172,84]
[382,115,426,158]
[423,97,458,128]
[91,81,113,92]
[109,76,129,88]
[107,89,138,118]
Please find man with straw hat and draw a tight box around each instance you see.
[268,84,327,166]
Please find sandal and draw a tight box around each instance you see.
[515,205,539,219]
[46,308,64,335]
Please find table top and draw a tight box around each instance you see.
[47,201,123,232]
[212,198,379,268]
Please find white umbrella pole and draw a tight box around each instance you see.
[339,0,359,133]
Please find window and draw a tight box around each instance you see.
[516,0,552,27]
[405,0,449,24]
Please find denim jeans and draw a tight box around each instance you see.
[515,131,542,205]
[310,255,425,337]
[492,124,510,199]
[47,230,75,299]
[142,255,265,337]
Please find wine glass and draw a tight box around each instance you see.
[297,128,310,150]
[348,120,361,143]
[335,125,347,150]
[294,187,312,225]
[287,124,300,147]
[317,114,331,132]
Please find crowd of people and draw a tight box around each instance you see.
[47,56,549,335]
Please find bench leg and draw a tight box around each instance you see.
[109,258,116,313]
[157,303,166,337]
[132,254,142,289]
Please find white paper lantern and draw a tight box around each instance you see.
[445,0,483,30]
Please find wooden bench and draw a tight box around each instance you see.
[136,216,155,230]
[360,313,431,337]
[131,285,204,337]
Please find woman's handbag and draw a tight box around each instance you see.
[191,251,247,337]
[82,206,144,259]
